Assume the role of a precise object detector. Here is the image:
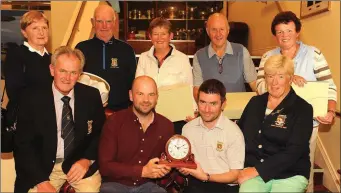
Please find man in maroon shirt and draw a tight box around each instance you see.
[99,76,174,193]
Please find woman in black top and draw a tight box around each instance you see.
[3,11,52,152]
[237,55,313,192]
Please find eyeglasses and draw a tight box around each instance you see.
[218,57,224,74]
[95,19,114,25]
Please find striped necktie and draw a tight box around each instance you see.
[61,96,75,159]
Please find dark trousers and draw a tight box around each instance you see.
[184,176,239,193]
[173,121,186,135]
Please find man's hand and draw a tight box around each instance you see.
[178,162,206,181]
[142,158,171,179]
[178,167,190,176]
[67,159,91,183]
[292,75,307,87]
[36,181,56,192]
[317,111,335,125]
[185,110,199,122]
[237,167,258,184]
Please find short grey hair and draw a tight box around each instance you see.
[51,46,85,70]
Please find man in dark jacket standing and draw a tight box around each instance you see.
[76,5,137,112]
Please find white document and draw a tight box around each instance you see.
[156,84,194,122]
[292,81,329,117]
[223,92,257,119]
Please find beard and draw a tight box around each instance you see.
[133,102,154,116]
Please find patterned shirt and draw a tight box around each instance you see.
[256,41,337,102]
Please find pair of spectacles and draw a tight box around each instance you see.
[95,19,113,25]
[218,57,224,74]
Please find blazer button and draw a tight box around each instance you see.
[260,159,264,162]
[258,145,263,149]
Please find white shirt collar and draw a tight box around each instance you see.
[24,41,49,56]
[52,82,75,103]
[147,44,176,58]
[208,41,233,58]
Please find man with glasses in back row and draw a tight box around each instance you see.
[76,5,137,113]
[192,13,257,100]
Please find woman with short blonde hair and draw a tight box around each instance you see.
[238,54,313,193]
[263,54,294,77]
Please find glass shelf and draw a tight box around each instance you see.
[128,19,152,20]
[128,18,188,21]
[123,1,223,41]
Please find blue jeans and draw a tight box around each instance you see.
[100,182,167,193]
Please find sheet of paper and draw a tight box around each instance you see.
[156,84,194,122]
[223,92,257,119]
[292,81,329,117]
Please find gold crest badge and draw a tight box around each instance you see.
[216,141,223,152]
[87,120,93,134]
[111,58,119,68]
[272,114,287,129]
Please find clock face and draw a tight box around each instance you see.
[167,137,190,160]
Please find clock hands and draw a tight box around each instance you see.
[176,144,186,150]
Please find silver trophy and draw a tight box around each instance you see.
[188,7,196,20]
[147,10,151,19]
[158,9,166,17]
[168,6,177,19]
[132,9,137,19]
[138,10,141,19]
[179,10,185,19]
[200,11,206,20]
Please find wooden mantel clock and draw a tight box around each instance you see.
[159,135,197,169]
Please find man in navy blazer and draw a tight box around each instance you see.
[14,46,106,192]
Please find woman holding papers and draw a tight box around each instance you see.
[256,11,337,124]
[3,11,52,153]
[255,11,337,191]
[135,17,194,134]
[237,55,313,193]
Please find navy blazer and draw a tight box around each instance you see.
[238,88,313,182]
[14,83,106,192]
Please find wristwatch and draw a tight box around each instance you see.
[202,173,210,182]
